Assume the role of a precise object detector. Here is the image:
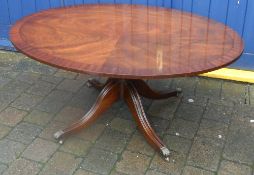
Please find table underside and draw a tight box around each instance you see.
[54,78,181,161]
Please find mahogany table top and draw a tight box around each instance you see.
[10,4,244,79]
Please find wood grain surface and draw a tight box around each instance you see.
[10,4,244,79]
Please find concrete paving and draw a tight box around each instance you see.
[0,50,253,175]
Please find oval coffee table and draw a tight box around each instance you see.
[10,4,243,160]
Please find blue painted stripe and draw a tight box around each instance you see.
[172,0,182,10]
[7,0,23,23]
[209,0,228,24]
[75,0,84,5]
[22,0,36,16]
[0,25,11,38]
[229,53,254,70]
[226,0,247,35]
[36,0,51,11]
[163,0,172,8]
[115,0,131,4]
[243,0,254,53]
[0,38,13,47]
[192,0,211,17]
[99,0,115,3]
[83,0,98,4]
[0,0,11,25]
[50,0,64,8]
[148,0,163,7]
[132,0,147,5]
[182,0,192,12]
[64,0,75,6]
[0,38,15,51]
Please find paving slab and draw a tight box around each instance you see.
[218,160,252,175]
[26,80,56,96]
[204,102,233,124]
[127,131,154,156]
[57,79,85,92]
[68,86,98,110]
[170,77,197,96]
[0,90,20,109]
[0,163,7,174]
[195,78,222,98]
[233,105,254,120]
[60,137,91,156]
[166,118,199,139]
[3,158,42,175]
[147,79,172,91]
[54,106,85,124]
[75,123,105,142]
[150,152,186,175]
[1,51,254,175]
[74,169,98,175]
[54,69,77,79]
[182,95,208,107]
[145,169,167,175]
[175,103,204,122]
[14,59,56,75]
[81,148,118,175]
[197,119,228,140]
[221,81,247,105]
[223,117,254,165]
[39,151,82,175]
[110,117,136,135]
[149,116,170,136]
[39,120,68,141]
[187,137,224,171]
[24,109,53,126]
[16,72,40,85]
[7,122,42,144]
[115,150,151,175]
[0,139,26,164]
[40,74,63,84]
[1,80,30,95]
[10,93,43,111]
[147,97,180,120]
[0,107,27,127]
[36,89,73,113]
[164,134,192,154]
[22,138,59,163]
[182,166,215,175]
[0,124,11,139]
[94,128,129,153]
[0,68,20,79]
[0,77,11,89]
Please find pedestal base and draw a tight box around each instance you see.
[54,78,181,160]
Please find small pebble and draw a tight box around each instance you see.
[250,120,254,123]
[188,99,194,103]
[106,123,109,126]
[165,157,170,162]
[218,135,222,139]
[175,132,180,136]
[176,88,182,92]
